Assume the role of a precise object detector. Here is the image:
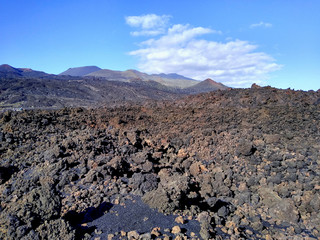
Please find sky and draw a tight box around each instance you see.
[0,0,319,90]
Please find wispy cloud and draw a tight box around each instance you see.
[127,15,280,87]
[250,21,272,28]
[125,14,171,36]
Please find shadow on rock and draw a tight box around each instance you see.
[0,166,19,184]
[64,201,113,239]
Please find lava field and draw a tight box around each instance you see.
[0,86,319,239]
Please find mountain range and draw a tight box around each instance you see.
[0,64,229,110]
[60,66,200,88]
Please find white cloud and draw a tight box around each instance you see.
[125,14,170,36]
[130,30,165,36]
[127,16,281,87]
[250,21,272,28]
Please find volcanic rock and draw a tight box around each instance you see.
[0,86,319,239]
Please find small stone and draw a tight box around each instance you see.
[128,230,139,239]
[251,221,263,232]
[175,216,185,224]
[163,235,170,240]
[190,162,202,176]
[238,182,247,191]
[200,227,210,239]
[108,234,114,240]
[294,225,302,234]
[139,233,152,240]
[287,226,295,235]
[265,234,273,240]
[230,235,238,240]
[246,229,253,235]
[206,197,218,208]
[240,218,249,225]
[142,161,153,172]
[217,206,229,217]
[190,232,196,237]
[171,226,181,234]
[121,231,126,236]
[151,227,161,237]
[221,227,228,233]
[197,211,210,223]
[177,148,188,158]
[228,229,234,235]
[237,141,255,156]
[264,134,281,144]
[225,220,236,229]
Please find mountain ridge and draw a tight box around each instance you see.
[83,67,199,88]
[0,64,54,78]
[59,66,102,76]
[0,64,230,110]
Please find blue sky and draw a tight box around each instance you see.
[0,0,319,90]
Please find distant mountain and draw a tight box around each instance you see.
[0,64,52,78]
[1,65,230,110]
[59,66,101,76]
[85,69,131,81]
[0,64,23,77]
[0,64,20,72]
[152,73,194,80]
[0,64,186,109]
[18,68,53,78]
[85,68,199,88]
[185,78,229,93]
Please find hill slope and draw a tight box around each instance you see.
[59,66,102,76]
[184,78,229,93]
[153,73,194,80]
[0,64,57,79]
[0,64,23,77]
[85,68,199,88]
[0,76,184,110]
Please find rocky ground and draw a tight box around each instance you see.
[0,86,319,239]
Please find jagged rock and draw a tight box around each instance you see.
[259,188,299,224]
[236,141,255,156]
[37,219,75,239]
[142,188,176,214]
[251,83,261,89]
